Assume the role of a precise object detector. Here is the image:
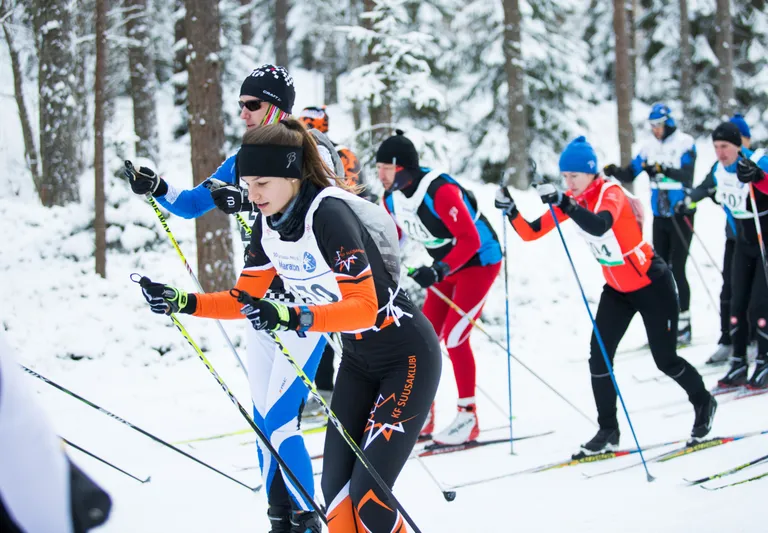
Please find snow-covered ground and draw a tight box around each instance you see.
[1,54,764,531]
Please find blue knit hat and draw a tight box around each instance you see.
[729,114,751,139]
[559,136,598,174]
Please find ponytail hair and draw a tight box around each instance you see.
[241,118,359,193]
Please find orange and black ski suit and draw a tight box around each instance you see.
[505,176,708,429]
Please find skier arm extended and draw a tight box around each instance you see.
[155,154,237,219]
[508,207,567,241]
[192,218,276,319]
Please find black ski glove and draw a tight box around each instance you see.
[737,157,763,184]
[643,162,666,178]
[409,262,450,289]
[235,290,299,331]
[603,164,619,177]
[205,178,251,214]
[494,187,518,217]
[124,160,168,196]
[674,196,695,215]
[139,277,195,315]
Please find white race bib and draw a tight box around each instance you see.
[714,164,750,219]
[582,231,625,266]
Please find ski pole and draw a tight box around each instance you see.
[125,161,248,377]
[669,215,720,314]
[22,365,258,492]
[502,204,515,453]
[549,205,654,482]
[747,182,768,288]
[420,282,595,427]
[62,438,150,483]
[681,216,723,277]
[134,277,326,523]
[232,289,425,531]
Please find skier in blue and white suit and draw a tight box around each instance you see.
[128,65,340,532]
[604,103,698,346]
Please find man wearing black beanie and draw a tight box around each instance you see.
[684,121,768,391]
[375,131,504,446]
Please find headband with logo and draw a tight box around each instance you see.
[237,145,304,179]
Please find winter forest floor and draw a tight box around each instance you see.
[1,59,764,531]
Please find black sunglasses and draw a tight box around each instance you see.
[238,99,264,112]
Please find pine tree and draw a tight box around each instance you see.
[345,0,446,149]
[125,0,159,162]
[33,0,81,206]
[451,0,588,183]
[638,0,768,137]
[185,0,234,291]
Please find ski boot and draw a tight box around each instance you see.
[573,428,619,459]
[716,357,749,391]
[706,344,732,365]
[690,394,717,442]
[748,356,768,390]
[290,510,322,533]
[419,403,435,440]
[432,400,480,446]
[677,311,692,346]
[268,506,292,533]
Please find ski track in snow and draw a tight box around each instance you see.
[1,58,764,531]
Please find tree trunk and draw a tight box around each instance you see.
[502,0,528,189]
[72,3,90,171]
[125,0,159,163]
[173,0,188,137]
[363,0,390,146]
[274,0,289,67]
[185,0,233,291]
[33,0,80,206]
[240,0,253,45]
[612,0,633,167]
[94,0,107,278]
[627,0,636,104]
[348,0,363,132]
[714,0,734,117]
[679,0,692,125]
[323,39,339,105]
[2,18,42,194]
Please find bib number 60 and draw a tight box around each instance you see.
[292,284,339,305]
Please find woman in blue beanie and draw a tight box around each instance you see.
[495,136,714,457]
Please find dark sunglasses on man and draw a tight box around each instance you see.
[238,99,264,112]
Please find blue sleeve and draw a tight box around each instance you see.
[682,145,696,167]
[156,154,238,219]
[630,153,645,177]
[758,155,768,174]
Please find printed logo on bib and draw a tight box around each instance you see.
[273,252,302,272]
[303,252,317,272]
